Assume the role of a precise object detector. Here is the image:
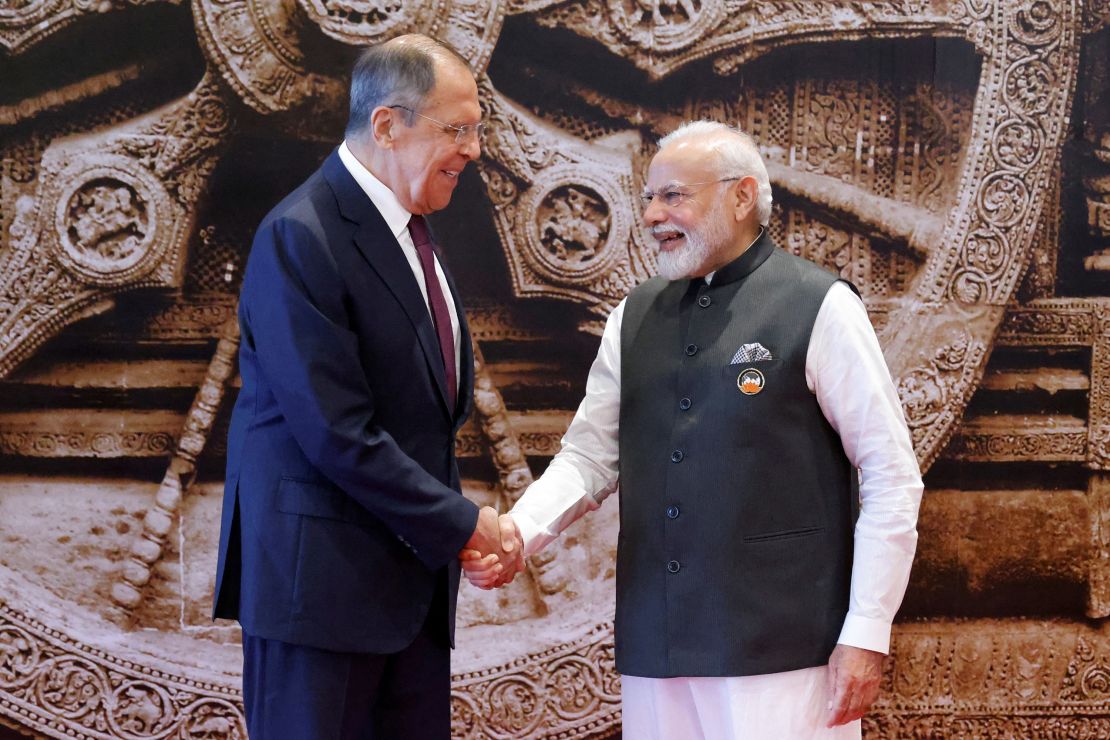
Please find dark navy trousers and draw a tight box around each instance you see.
[242,588,450,739]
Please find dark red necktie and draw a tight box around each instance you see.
[408,215,457,411]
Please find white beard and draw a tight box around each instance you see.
[654,199,732,281]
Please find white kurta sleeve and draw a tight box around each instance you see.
[805,282,923,655]
[511,300,625,557]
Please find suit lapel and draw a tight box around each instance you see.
[323,151,453,418]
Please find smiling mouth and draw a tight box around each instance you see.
[653,230,685,250]
[443,169,460,179]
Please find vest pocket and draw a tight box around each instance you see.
[742,525,824,543]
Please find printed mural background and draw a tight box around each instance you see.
[1,0,1109,737]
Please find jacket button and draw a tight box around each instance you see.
[685,344,698,356]
[667,560,681,573]
[666,505,680,519]
[679,397,692,410]
[670,450,684,463]
[698,295,712,308]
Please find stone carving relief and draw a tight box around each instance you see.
[1089,304,1110,470]
[882,0,1080,469]
[0,431,176,458]
[63,180,149,268]
[1,0,1108,738]
[537,185,611,272]
[111,317,241,613]
[1089,476,1110,618]
[451,625,620,739]
[604,0,724,54]
[997,298,1099,346]
[0,601,246,739]
[537,0,955,79]
[294,0,506,73]
[193,0,348,114]
[478,80,651,318]
[55,173,157,283]
[510,0,1079,468]
[865,622,1110,735]
[0,0,171,55]
[0,72,232,377]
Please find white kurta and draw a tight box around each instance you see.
[510,272,923,737]
[621,668,860,739]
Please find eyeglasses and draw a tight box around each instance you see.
[639,177,742,208]
[389,105,486,144]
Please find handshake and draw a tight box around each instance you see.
[459,506,526,589]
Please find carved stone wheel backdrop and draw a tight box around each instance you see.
[1,0,1109,738]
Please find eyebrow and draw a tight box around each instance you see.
[643,181,691,193]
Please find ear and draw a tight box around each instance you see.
[731,176,759,223]
[369,106,397,149]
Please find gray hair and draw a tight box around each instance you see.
[345,35,471,139]
[658,121,773,226]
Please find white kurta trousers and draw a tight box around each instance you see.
[621,667,863,740]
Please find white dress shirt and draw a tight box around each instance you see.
[511,278,923,656]
[338,141,461,384]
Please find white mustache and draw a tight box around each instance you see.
[651,226,686,239]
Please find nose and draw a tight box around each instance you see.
[460,134,480,161]
[643,197,665,227]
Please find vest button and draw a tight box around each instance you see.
[666,505,680,519]
[670,450,684,463]
[667,560,681,573]
[698,295,712,308]
[679,397,692,410]
[685,344,698,356]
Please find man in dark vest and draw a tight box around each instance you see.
[463,121,922,737]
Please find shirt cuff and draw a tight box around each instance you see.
[836,614,893,654]
[510,509,546,557]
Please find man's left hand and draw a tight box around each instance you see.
[825,644,884,727]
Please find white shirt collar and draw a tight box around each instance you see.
[337,141,412,239]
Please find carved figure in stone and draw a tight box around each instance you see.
[538,185,609,266]
[185,710,240,739]
[624,0,702,29]
[115,685,164,735]
[67,181,147,263]
[0,633,32,682]
[897,371,944,428]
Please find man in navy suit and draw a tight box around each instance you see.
[213,35,523,739]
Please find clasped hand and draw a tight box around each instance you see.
[459,507,525,589]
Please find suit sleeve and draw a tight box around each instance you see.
[241,216,478,571]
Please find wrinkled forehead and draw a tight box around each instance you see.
[646,140,718,188]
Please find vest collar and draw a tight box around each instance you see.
[706,228,775,287]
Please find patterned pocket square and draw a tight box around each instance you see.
[730,342,773,364]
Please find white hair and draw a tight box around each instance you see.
[658,120,773,226]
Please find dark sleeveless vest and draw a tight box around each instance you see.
[616,232,859,678]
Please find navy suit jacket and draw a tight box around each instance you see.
[213,150,479,653]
